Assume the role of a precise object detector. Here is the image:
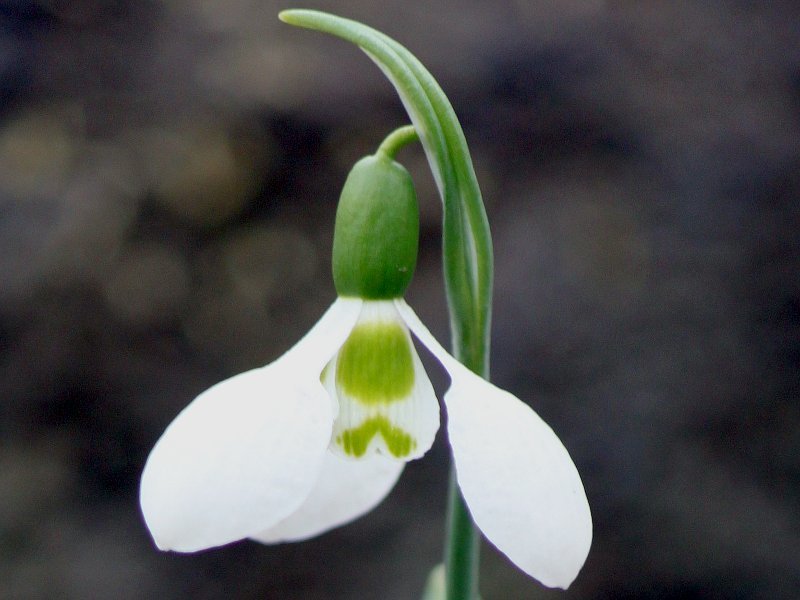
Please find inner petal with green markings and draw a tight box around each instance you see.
[323,300,440,461]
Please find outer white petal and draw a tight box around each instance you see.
[251,450,404,543]
[140,298,362,552]
[396,300,592,589]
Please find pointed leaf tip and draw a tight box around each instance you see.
[277,9,299,24]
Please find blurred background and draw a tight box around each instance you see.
[1,0,799,598]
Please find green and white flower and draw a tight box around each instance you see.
[140,154,592,589]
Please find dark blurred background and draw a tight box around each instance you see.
[1,1,799,598]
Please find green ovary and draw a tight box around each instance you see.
[336,416,417,458]
[336,322,414,403]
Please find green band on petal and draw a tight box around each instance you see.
[336,416,417,458]
[336,322,414,403]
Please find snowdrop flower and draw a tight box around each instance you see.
[140,153,592,589]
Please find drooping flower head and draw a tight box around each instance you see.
[140,148,592,589]
[326,154,439,462]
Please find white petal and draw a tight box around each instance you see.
[251,450,404,543]
[396,300,592,589]
[328,300,440,461]
[140,298,362,552]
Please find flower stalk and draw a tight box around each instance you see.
[376,125,419,160]
[445,470,480,599]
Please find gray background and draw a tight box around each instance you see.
[1,1,799,598]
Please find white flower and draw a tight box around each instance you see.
[140,296,592,589]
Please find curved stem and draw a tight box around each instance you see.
[377,125,419,159]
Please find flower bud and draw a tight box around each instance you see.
[332,154,419,299]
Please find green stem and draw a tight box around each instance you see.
[445,469,480,599]
[377,125,419,159]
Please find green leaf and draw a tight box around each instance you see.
[421,564,483,600]
[421,564,447,600]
